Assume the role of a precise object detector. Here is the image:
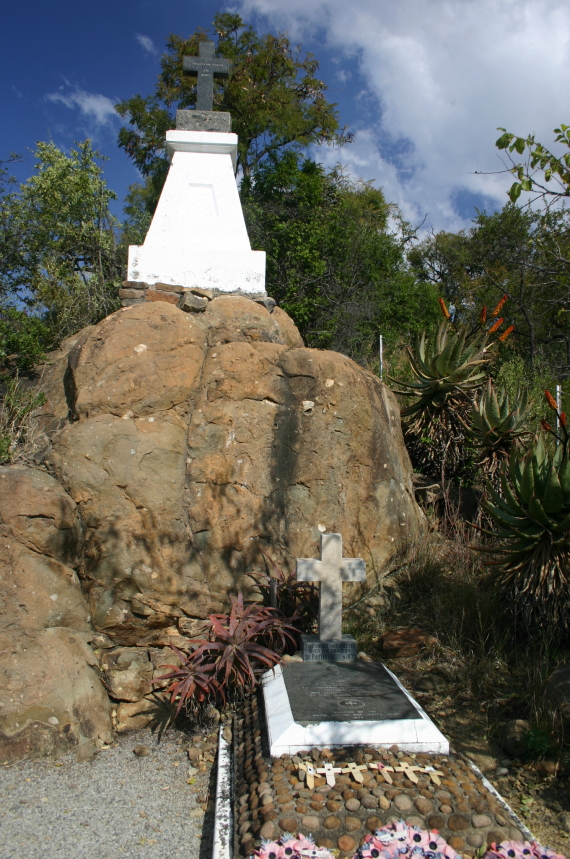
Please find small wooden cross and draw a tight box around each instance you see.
[394,764,423,784]
[423,765,444,785]
[317,762,342,787]
[341,762,368,783]
[298,762,317,789]
[368,762,394,784]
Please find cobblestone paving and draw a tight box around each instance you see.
[234,697,528,859]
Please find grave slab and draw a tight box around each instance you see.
[262,661,449,756]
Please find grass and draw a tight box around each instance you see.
[345,521,570,766]
[0,374,47,464]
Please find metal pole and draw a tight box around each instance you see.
[557,384,562,444]
[379,335,383,381]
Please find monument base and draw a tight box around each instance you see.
[127,245,266,294]
[262,661,449,757]
[301,633,357,662]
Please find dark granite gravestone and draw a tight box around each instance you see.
[262,660,449,755]
[282,661,418,725]
[183,41,231,112]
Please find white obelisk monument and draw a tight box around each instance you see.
[127,42,266,294]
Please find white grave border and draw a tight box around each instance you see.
[262,662,449,757]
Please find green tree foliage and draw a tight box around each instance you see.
[496,124,570,204]
[243,152,439,363]
[408,204,570,377]
[0,141,121,373]
[115,13,350,212]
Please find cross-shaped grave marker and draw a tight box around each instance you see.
[368,762,394,784]
[317,762,342,787]
[183,41,231,111]
[394,764,423,784]
[341,762,368,784]
[298,762,317,790]
[423,766,444,785]
[297,533,366,641]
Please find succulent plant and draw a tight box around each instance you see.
[391,297,514,482]
[248,550,318,632]
[482,432,570,634]
[156,592,298,714]
[396,320,492,419]
[471,379,531,473]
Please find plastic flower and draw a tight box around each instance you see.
[259,841,286,859]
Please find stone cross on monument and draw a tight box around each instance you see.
[297,532,365,661]
[126,42,265,294]
[183,41,231,112]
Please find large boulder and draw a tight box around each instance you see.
[37,298,422,643]
[0,466,112,761]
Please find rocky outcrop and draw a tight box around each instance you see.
[32,298,421,645]
[0,466,112,761]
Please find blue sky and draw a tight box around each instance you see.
[2,0,569,232]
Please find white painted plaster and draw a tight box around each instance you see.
[127,130,265,293]
[262,664,449,757]
[212,725,233,859]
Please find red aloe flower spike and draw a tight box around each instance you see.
[560,412,567,427]
[541,419,552,432]
[491,294,508,317]
[488,317,504,334]
[438,297,451,319]
[545,390,558,410]
[479,306,487,323]
[499,324,514,342]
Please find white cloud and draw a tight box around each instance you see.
[236,0,570,230]
[135,33,158,56]
[46,87,118,128]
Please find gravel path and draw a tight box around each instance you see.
[0,729,215,859]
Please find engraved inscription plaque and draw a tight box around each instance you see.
[301,634,357,662]
[282,662,418,725]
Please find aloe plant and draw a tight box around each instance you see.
[392,297,514,481]
[471,379,531,474]
[397,319,492,419]
[248,550,318,631]
[482,414,570,633]
[156,593,298,714]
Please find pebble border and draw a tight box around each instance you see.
[464,757,534,842]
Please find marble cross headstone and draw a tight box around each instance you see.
[297,533,365,641]
[183,41,231,111]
